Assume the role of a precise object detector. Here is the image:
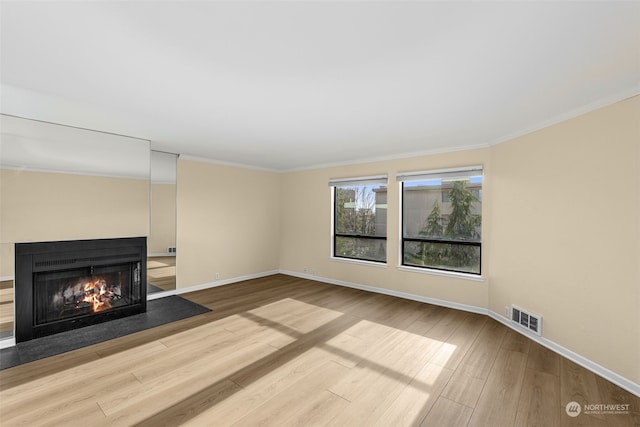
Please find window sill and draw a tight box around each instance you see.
[397,265,485,282]
[330,257,388,268]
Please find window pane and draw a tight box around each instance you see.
[403,241,480,274]
[402,172,482,275]
[335,184,387,237]
[403,179,481,240]
[333,181,387,263]
[336,236,386,262]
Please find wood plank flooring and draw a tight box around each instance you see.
[147,256,176,292]
[1,274,638,426]
[0,280,13,336]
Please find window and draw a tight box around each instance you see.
[399,167,482,274]
[330,176,387,263]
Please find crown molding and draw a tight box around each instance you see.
[488,88,640,147]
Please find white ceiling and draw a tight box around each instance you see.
[1,1,639,171]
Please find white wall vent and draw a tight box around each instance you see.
[511,305,542,336]
[168,247,176,254]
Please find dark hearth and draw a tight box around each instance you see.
[15,237,147,343]
[0,295,211,370]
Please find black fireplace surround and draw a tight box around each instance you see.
[15,237,147,343]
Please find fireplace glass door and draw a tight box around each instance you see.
[34,262,142,326]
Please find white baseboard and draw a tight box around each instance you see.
[0,276,14,282]
[488,310,640,397]
[147,270,280,300]
[0,337,16,349]
[279,270,639,398]
[279,269,487,315]
[147,253,176,258]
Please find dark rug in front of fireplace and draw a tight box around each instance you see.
[0,295,211,370]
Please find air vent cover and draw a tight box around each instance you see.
[511,305,542,336]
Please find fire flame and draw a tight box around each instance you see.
[81,278,113,312]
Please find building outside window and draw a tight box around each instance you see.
[398,167,482,274]
[330,176,387,263]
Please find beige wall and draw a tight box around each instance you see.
[488,96,639,384]
[279,148,491,309]
[175,159,281,288]
[0,244,13,279]
[0,169,149,277]
[149,183,177,254]
[1,96,637,388]
[278,96,639,385]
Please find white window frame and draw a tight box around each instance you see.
[397,166,483,276]
[329,175,388,264]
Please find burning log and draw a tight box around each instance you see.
[59,276,124,313]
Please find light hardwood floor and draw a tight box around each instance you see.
[147,256,176,292]
[0,280,14,337]
[0,274,638,426]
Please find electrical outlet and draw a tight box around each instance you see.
[303,267,308,274]
[505,306,510,318]
[215,272,220,280]
[311,269,317,276]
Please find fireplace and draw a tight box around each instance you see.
[15,237,147,343]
